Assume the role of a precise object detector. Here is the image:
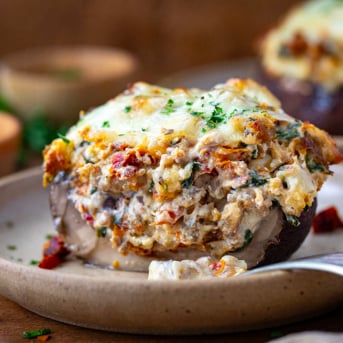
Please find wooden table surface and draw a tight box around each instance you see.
[0,294,342,343]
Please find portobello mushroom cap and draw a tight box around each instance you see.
[49,174,316,271]
[258,0,343,135]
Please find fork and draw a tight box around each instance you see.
[242,253,343,277]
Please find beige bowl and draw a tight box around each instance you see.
[0,46,139,125]
[0,111,21,177]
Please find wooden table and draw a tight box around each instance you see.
[0,294,342,343]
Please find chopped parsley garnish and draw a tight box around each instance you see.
[22,328,51,339]
[90,186,98,194]
[182,161,202,188]
[124,106,132,113]
[306,154,327,173]
[96,227,108,238]
[191,111,204,117]
[148,180,154,193]
[83,155,94,164]
[45,234,54,240]
[233,229,254,252]
[276,121,301,141]
[248,170,268,187]
[161,98,175,114]
[251,147,259,159]
[186,101,193,106]
[30,260,40,265]
[80,140,91,147]
[57,132,70,144]
[141,127,148,132]
[7,245,16,251]
[243,229,253,247]
[285,214,301,227]
[102,120,110,128]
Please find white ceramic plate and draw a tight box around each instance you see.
[0,167,343,335]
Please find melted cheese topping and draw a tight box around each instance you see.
[67,79,288,148]
[43,79,341,260]
[262,0,343,91]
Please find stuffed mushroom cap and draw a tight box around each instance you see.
[260,0,343,134]
[43,78,342,272]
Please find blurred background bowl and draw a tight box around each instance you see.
[0,111,21,177]
[0,46,139,125]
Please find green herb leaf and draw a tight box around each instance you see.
[248,170,268,187]
[161,98,175,114]
[124,106,132,113]
[233,229,254,252]
[148,180,154,193]
[306,154,327,173]
[7,245,16,251]
[285,214,300,227]
[57,132,70,144]
[90,186,98,194]
[167,99,174,106]
[96,227,108,238]
[30,260,40,265]
[83,155,94,164]
[22,328,51,339]
[276,121,301,141]
[191,111,204,117]
[102,121,110,128]
[182,161,202,188]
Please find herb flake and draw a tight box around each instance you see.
[276,121,301,141]
[182,161,201,188]
[22,328,51,339]
[248,170,268,187]
[57,132,70,144]
[233,229,254,252]
[124,106,132,113]
[102,121,110,128]
[161,98,175,114]
[96,227,108,238]
[306,154,326,173]
[285,214,301,227]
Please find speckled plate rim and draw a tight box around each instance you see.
[0,167,343,335]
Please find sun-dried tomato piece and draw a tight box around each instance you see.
[312,206,343,234]
[38,235,70,270]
